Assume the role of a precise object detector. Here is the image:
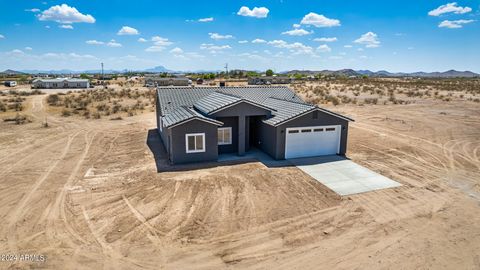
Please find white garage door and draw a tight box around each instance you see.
[285,125,341,159]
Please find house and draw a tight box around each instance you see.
[145,77,190,87]
[156,86,353,164]
[32,78,90,89]
[4,81,17,87]
[248,76,292,85]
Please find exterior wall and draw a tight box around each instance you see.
[248,77,292,85]
[169,119,218,164]
[274,110,349,159]
[32,80,89,89]
[255,121,277,158]
[216,117,238,154]
[146,78,189,86]
[212,102,271,155]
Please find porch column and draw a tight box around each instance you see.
[238,116,245,156]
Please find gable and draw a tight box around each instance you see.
[210,101,272,117]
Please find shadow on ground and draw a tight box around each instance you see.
[146,128,349,172]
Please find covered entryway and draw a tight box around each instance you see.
[285,125,341,159]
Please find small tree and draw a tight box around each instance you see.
[266,69,274,76]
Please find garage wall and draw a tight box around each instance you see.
[275,110,349,159]
[169,119,218,164]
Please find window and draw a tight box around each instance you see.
[325,128,336,131]
[185,133,205,153]
[313,128,323,132]
[288,130,299,134]
[218,127,232,145]
[301,129,311,133]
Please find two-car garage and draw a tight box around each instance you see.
[284,125,341,159]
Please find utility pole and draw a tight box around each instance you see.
[224,63,228,78]
[101,62,104,86]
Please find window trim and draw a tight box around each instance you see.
[185,133,206,153]
[217,127,232,145]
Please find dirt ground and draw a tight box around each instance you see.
[0,88,480,269]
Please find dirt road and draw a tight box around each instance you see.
[0,96,479,269]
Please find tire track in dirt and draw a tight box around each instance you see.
[6,130,82,253]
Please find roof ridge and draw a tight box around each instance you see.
[267,96,312,106]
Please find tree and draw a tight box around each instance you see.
[80,73,90,80]
[265,69,274,76]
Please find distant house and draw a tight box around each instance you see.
[248,76,292,85]
[145,77,190,87]
[156,86,353,165]
[4,81,17,87]
[32,78,90,89]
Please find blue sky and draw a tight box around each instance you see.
[0,0,479,72]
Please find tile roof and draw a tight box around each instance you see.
[193,92,242,114]
[263,97,316,125]
[157,86,352,128]
[162,106,222,128]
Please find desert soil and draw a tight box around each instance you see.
[0,93,479,269]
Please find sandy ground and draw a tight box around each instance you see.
[0,94,479,269]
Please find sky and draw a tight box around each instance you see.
[0,0,479,73]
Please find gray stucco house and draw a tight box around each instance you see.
[156,86,353,164]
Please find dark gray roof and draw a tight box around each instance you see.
[193,92,242,114]
[162,106,222,128]
[157,86,352,128]
[263,97,315,125]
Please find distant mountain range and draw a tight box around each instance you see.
[1,67,479,78]
[284,69,479,78]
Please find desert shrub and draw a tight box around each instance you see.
[61,109,72,117]
[364,98,378,105]
[92,112,101,119]
[0,100,6,112]
[47,94,60,106]
[3,113,30,125]
[110,116,123,120]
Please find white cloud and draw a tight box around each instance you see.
[0,34,4,39]
[238,40,249,44]
[314,37,337,42]
[106,39,122,47]
[357,48,364,51]
[37,4,95,24]
[86,40,104,45]
[438,19,475,28]
[237,6,269,18]
[209,32,234,40]
[145,46,165,52]
[145,36,173,52]
[354,32,380,48]
[428,2,472,16]
[293,24,301,28]
[117,26,139,35]
[344,45,353,48]
[317,44,332,53]
[138,38,147,42]
[170,47,184,54]
[198,17,214,22]
[282,29,312,36]
[300,12,340,28]
[329,56,342,60]
[25,8,40,12]
[200,43,232,50]
[45,25,50,29]
[59,24,73,29]
[8,49,25,55]
[252,38,267,43]
[151,36,173,46]
[25,47,33,51]
[268,40,315,55]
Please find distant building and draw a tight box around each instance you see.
[248,76,292,85]
[196,78,204,85]
[4,81,17,87]
[32,78,90,89]
[145,77,190,87]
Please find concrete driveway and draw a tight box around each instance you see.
[290,156,401,196]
